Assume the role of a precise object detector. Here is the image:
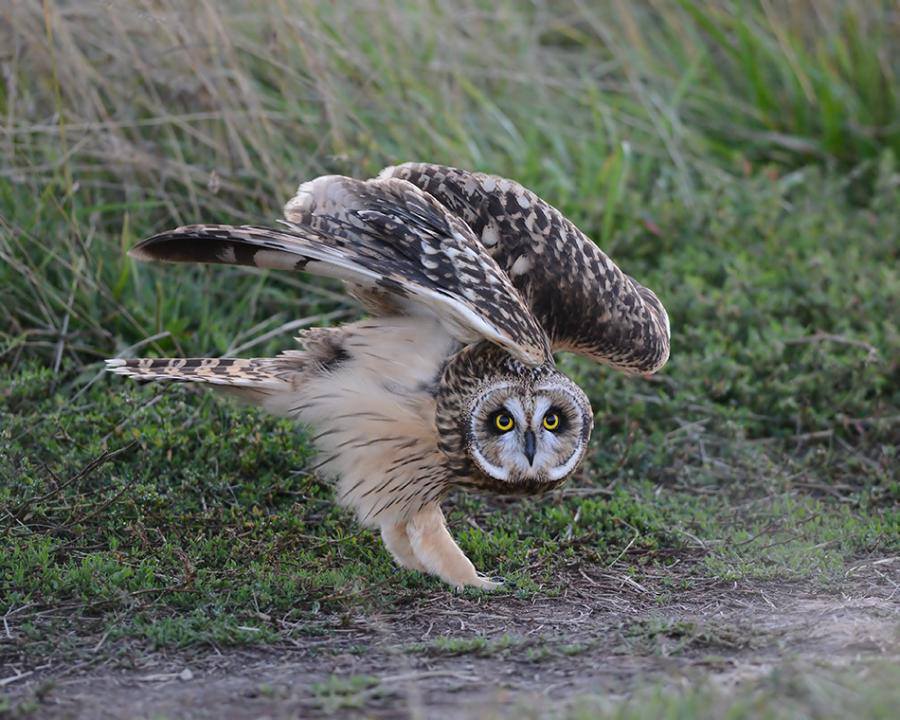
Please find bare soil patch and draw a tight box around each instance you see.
[6,560,898,719]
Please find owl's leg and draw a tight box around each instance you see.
[406,504,500,591]
[380,520,426,572]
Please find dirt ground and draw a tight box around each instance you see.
[5,559,898,720]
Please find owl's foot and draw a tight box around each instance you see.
[405,503,500,591]
[471,574,504,591]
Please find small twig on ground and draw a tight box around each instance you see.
[599,572,650,595]
[99,390,170,446]
[379,670,480,684]
[0,670,34,687]
[4,441,138,525]
[563,506,582,542]
[607,527,640,568]
[92,628,113,654]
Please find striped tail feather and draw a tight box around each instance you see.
[105,357,295,390]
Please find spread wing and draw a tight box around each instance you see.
[380,163,670,374]
[130,176,551,366]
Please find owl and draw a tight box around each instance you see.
[107,163,670,590]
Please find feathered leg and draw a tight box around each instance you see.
[406,504,500,590]
[380,521,426,572]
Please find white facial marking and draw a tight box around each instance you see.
[549,445,584,481]
[469,383,515,425]
[532,396,553,430]
[505,397,526,428]
[470,382,587,484]
[497,430,524,470]
[535,391,585,481]
[470,442,509,481]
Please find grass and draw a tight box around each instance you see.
[1,0,898,716]
[2,162,895,664]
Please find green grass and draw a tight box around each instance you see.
[1,0,898,714]
[3,163,895,661]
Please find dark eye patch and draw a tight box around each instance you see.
[487,408,515,434]
[544,406,569,432]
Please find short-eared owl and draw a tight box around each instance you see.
[107,163,670,590]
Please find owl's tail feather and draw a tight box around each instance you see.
[105,357,297,391]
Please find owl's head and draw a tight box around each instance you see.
[437,343,593,493]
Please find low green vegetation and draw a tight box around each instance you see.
[0,0,897,715]
[3,162,895,663]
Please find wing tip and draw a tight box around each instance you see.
[128,225,222,263]
[127,244,154,262]
[105,358,133,376]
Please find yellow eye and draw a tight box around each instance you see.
[543,412,560,431]
[494,413,515,432]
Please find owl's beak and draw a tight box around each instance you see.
[523,430,536,466]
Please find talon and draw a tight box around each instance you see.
[472,574,504,591]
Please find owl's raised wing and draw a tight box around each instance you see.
[130,176,551,366]
[380,163,670,375]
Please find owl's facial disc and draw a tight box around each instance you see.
[467,378,592,487]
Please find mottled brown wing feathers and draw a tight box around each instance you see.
[380,163,671,374]
[131,177,551,366]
